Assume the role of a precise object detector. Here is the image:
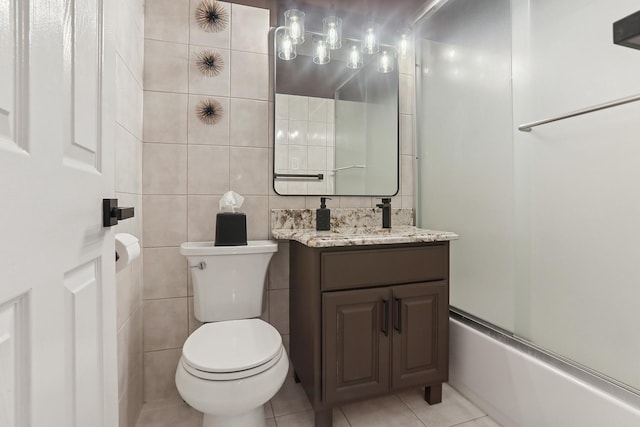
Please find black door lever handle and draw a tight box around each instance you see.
[115,206,134,220]
[103,199,135,227]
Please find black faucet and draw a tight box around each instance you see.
[376,198,392,229]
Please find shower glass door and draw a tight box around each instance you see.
[416,0,640,392]
[416,0,515,332]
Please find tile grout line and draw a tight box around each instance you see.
[394,392,429,427]
[336,406,353,427]
[449,415,495,427]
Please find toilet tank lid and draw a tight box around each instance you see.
[183,319,282,373]
[180,240,277,256]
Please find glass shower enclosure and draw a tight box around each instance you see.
[416,0,640,393]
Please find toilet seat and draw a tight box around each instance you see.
[182,318,283,381]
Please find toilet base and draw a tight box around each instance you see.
[203,407,265,427]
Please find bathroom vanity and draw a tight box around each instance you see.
[272,210,457,427]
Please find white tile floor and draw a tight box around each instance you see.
[135,377,500,427]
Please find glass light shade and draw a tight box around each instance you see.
[399,34,409,57]
[347,45,363,69]
[361,22,379,54]
[377,50,394,73]
[313,39,330,64]
[284,9,305,44]
[277,31,296,60]
[323,16,342,50]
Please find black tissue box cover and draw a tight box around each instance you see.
[215,212,247,246]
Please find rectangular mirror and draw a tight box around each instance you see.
[273,27,399,196]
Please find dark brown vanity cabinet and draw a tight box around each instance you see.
[289,241,450,427]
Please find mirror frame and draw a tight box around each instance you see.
[271,27,400,197]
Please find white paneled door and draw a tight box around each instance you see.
[0,0,118,426]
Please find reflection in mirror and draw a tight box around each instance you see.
[273,28,399,196]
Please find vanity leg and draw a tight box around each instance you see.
[314,408,332,427]
[293,371,301,383]
[424,383,442,405]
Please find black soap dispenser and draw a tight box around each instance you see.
[316,197,332,231]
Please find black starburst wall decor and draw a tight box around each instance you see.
[196,50,224,77]
[195,0,229,33]
[196,98,224,125]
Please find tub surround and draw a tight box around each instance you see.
[271,208,458,247]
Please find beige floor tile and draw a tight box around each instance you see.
[396,384,485,427]
[274,410,314,427]
[454,416,501,427]
[140,397,184,411]
[264,401,274,419]
[333,408,351,427]
[275,408,351,427]
[133,382,500,427]
[135,401,202,427]
[270,376,312,417]
[341,394,425,427]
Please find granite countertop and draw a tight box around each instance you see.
[271,226,459,248]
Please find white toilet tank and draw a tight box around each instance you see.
[180,240,278,322]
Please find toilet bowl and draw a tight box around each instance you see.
[177,241,287,427]
[175,319,288,427]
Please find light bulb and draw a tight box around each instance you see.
[347,45,363,69]
[328,24,338,46]
[284,9,305,44]
[365,29,376,51]
[290,18,301,40]
[323,16,342,50]
[377,50,394,73]
[278,32,296,60]
[361,22,379,54]
[399,34,409,57]
[313,39,330,64]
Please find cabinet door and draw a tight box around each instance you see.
[391,281,448,390]
[323,288,391,404]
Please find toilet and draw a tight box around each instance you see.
[176,240,288,427]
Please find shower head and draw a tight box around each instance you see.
[613,10,640,50]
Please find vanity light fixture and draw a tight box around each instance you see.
[347,45,363,69]
[362,22,380,54]
[323,16,342,50]
[277,32,296,60]
[276,10,396,73]
[377,50,394,73]
[313,37,330,64]
[284,9,305,44]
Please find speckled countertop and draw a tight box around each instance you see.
[271,209,458,248]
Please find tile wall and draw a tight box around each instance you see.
[274,94,336,195]
[114,0,145,426]
[141,0,416,405]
